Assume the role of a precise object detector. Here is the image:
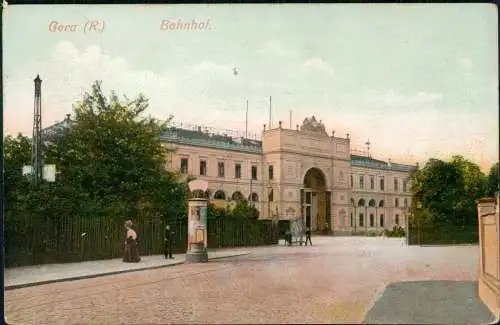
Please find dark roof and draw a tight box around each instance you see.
[351,154,416,172]
[160,128,262,154]
[42,121,416,172]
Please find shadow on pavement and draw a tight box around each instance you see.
[363,280,496,325]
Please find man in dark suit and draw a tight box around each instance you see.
[164,224,174,259]
[305,227,312,246]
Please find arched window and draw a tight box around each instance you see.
[249,192,259,202]
[231,191,244,202]
[190,189,207,199]
[369,214,374,227]
[368,199,376,207]
[358,198,365,207]
[213,190,226,200]
[379,200,385,208]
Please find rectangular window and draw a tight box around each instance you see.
[251,165,258,180]
[380,177,385,191]
[369,214,374,227]
[359,213,364,227]
[403,180,407,192]
[199,160,207,176]
[218,162,225,177]
[359,175,364,189]
[395,198,399,208]
[268,165,274,180]
[380,214,385,227]
[395,214,400,225]
[180,158,188,174]
[235,164,241,179]
[394,178,399,192]
[350,175,353,188]
[350,213,354,227]
[370,176,375,190]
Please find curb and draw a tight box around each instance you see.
[5,252,250,291]
[203,252,250,261]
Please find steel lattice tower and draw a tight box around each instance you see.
[32,74,43,184]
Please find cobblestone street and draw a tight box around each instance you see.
[5,237,481,324]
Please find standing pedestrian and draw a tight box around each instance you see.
[123,220,141,263]
[305,226,312,246]
[164,224,174,259]
[284,229,292,246]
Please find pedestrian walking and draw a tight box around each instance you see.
[284,230,292,246]
[305,226,312,246]
[123,220,141,263]
[164,224,174,259]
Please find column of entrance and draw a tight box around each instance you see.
[303,189,315,230]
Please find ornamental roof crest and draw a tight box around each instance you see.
[300,115,328,136]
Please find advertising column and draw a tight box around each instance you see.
[186,180,209,263]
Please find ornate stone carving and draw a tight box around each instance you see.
[300,116,328,136]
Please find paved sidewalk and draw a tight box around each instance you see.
[363,281,496,324]
[5,247,251,290]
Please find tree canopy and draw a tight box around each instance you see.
[486,162,499,197]
[3,134,32,207]
[5,81,188,224]
[409,156,491,227]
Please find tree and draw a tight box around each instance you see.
[3,134,32,206]
[410,158,464,224]
[486,162,499,197]
[36,80,185,221]
[449,155,487,224]
[410,156,486,227]
[450,155,487,200]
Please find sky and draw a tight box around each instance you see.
[3,4,498,171]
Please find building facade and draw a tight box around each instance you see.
[163,116,416,233]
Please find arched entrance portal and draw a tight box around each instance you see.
[301,168,330,232]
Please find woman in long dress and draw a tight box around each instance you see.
[123,220,141,263]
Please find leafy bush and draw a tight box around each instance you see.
[384,225,406,237]
[230,199,259,219]
[207,203,229,218]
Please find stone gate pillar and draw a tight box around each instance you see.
[186,180,209,263]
